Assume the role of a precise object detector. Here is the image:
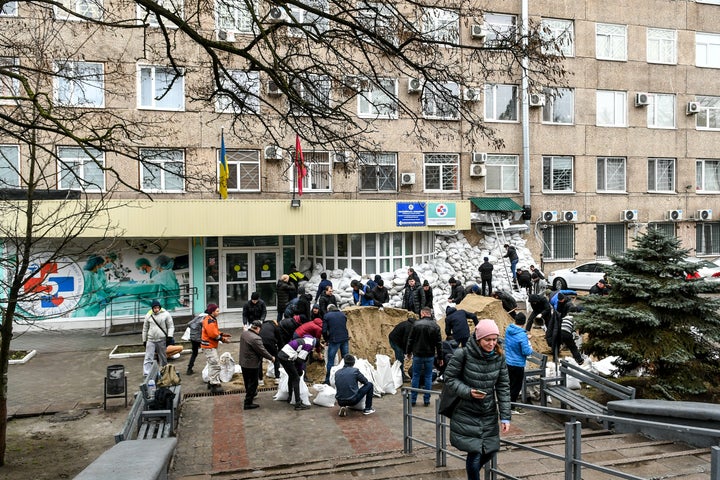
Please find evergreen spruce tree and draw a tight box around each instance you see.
[575,229,720,397]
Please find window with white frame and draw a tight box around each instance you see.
[1,1,18,15]
[357,2,400,47]
[596,157,626,192]
[648,222,676,239]
[57,146,104,191]
[596,224,626,259]
[423,153,459,191]
[0,145,20,188]
[0,57,19,104]
[358,78,397,119]
[223,149,260,191]
[596,23,627,61]
[541,18,574,57]
[138,65,184,111]
[137,0,183,27]
[483,13,516,46]
[697,222,720,256]
[542,224,574,260]
[596,90,627,127]
[289,0,328,36]
[290,74,331,115]
[55,0,103,20]
[485,154,518,192]
[647,93,675,128]
[421,81,459,120]
[647,28,676,64]
[297,151,331,192]
[695,95,720,130]
[421,8,459,44]
[216,70,260,114]
[542,87,574,124]
[648,158,675,193]
[484,84,518,121]
[542,156,573,193]
[53,61,104,108]
[216,0,254,34]
[359,152,397,191]
[696,32,720,68]
[696,159,720,192]
[140,148,184,192]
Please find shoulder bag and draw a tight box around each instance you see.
[438,348,466,419]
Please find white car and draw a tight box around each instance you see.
[685,257,720,283]
[547,261,612,291]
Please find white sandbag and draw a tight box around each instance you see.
[292,373,312,405]
[273,369,290,401]
[234,365,242,375]
[375,354,396,395]
[266,361,275,378]
[202,363,210,383]
[219,352,236,383]
[328,360,345,387]
[390,360,404,389]
[312,383,337,407]
[355,358,383,397]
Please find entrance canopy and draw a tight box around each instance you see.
[469,197,523,211]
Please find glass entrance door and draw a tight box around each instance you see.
[221,250,279,311]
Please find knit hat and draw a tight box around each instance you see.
[205,303,219,314]
[449,277,457,284]
[483,256,489,261]
[343,354,356,366]
[423,279,430,287]
[251,292,260,300]
[377,279,384,286]
[151,299,161,308]
[474,319,500,340]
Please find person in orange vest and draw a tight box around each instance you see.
[201,303,231,394]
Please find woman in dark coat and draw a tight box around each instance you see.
[444,319,511,480]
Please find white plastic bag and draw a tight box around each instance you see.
[355,358,383,397]
[181,327,191,342]
[273,369,290,401]
[390,360,404,390]
[219,352,236,383]
[312,383,337,407]
[375,354,396,395]
[266,361,275,378]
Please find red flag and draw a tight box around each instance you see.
[295,134,307,196]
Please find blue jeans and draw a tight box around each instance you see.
[510,259,518,281]
[410,356,434,405]
[325,340,349,383]
[389,340,405,364]
[466,451,493,480]
[337,382,374,410]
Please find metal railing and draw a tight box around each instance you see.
[103,286,197,336]
[401,386,720,480]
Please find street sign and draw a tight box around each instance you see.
[396,202,426,227]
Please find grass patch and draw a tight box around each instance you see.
[9,350,29,361]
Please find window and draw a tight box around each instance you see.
[596,157,626,192]
[484,84,518,122]
[216,0,254,34]
[1,1,17,15]
[647,28,677,64]
[696,159,720,192]
[357,2,400,47]
[55,0,103,20]
[223,149,260,192]
[57,146,104,191]
[542,225,574,260]
[297,151,331,192]
[695,95,720,130]
[289,0,328,36]
[0,57,19,104]
[541,18,574,57]
[359,152,397,191]
[483,13,516,46]
[216,70,260,114]
[138,65,184,111]
[53,61,104,107]
[648,222,676,238]
[421,8,459,44]
[542,88,574,124]
[648,158,675,193]
[138,0,183,27]
[596,224,626,259]
[697,223,720,256]
[423,153,459,192]
[485,154,518,192]
[140,149,184,192]
[542,156,573,193]
[0,145,20,188]
[358,78,397,119]
[422,81,459,120]
[696,32,720,68]
[290,74,331,115]
[596,23,627,61]
[646,93,675,128]
[596,90,627,127]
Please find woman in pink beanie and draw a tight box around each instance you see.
[443,318,511,480]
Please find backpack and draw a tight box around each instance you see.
[157,364,181,387]
[149,386,175,410]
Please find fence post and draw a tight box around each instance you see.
[435,398,446,467]
[403,388,412,454]
[564,421,582,480]
[712,446,719,480]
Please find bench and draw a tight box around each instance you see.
[541,359,635,426]
[521,351,547,403]
[114,362,181,443]
[73,438,177,480]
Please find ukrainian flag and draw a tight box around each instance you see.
[219,131,228,199]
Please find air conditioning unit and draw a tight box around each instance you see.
[687,101,700,115]
[635,92,650,107]
[469,164,486,177]
[697,209,713,221]
[562,210,578,222]
[267,6,290,23]
[622,209,638,222]
[463,87,480,102]
[408,77,422,94]
[217,30,236,42]
[333,151,351,164]
[471,152,487,164]
[541,210,558,222]
[267,80,282,96]
[471,24,486,39]
[401,172,416,185]
[264,145,283,160]
[528,93,545,107]
[667,209,683,221]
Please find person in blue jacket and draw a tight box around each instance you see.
[504,312,534,406]
[350,279,374,306]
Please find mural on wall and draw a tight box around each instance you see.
[20,239,190,320]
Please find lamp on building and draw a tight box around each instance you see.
[290,199,301,208]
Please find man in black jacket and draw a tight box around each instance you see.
[444,306,479,347]
[388,316,415,381]
[447,277,466,305]
[242,292,267,328]
[317,285,338,317]
[478,257,494,296]
[406,307,443,406]
[402,277,425,315]
[526,293,552,332]
[492,290,518,319]
[369,279,390,307]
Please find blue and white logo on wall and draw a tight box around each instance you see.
[427,202,456,226]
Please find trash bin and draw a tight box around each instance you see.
[106,364,125,395]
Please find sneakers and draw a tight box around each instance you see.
[258,380,265,387]
[511,407,526,415]
[338,406,348,417]
[363,408,375,415]
[244,403,259,410]
[294,402,310,410]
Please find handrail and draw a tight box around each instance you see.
[400,387,720,480]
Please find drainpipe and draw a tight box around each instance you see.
[521,0,531,223]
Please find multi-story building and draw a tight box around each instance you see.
[1,0,718,328]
